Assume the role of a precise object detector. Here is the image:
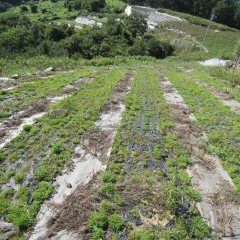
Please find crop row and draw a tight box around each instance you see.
[83,68,211,239]
[165,70,240,194]
[0,68,95,119]
[188,69,240,103]
[0,68,127,238]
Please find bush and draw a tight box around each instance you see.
[23,125,32,132]
[32,181,53,202]
[88,211,108,229]
[92,226,105,240]
[108,214,124,232]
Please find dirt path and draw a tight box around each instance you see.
[29,71,133,240]
[160,76,240,238]
[0,76,93,149]
[193,78,240,113]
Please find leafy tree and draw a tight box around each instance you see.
[20,5,28,13]
[213,0,235,27]
[124,12,148,38]
[30,4,38,13]
[73,0,105,12]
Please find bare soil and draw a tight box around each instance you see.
[30,71,134,239]
[159,75,240,237]
[194,78,240,113]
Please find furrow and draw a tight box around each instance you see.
[163,72,240,238]
[193,78,240,113]
[0,76,94,149]
[29,70,134,240]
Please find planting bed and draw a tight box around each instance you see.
[0,68,127,239]
[43,68,211,239]
[160,75,240,237]
[30,70,133,240]
[1,64,240,239]
[0,73,95,149]
[0,69,94,121]
[164,70,240,195]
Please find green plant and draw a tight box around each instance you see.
[32,182,53,202]
[23,125,32,132]
[92,226,105,240]
[14,172,27,184]
[88,211,108,229]
[108,214,124,232]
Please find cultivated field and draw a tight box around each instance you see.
[1,61,240,239]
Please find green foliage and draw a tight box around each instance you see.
[14,172,27,184]
[236,39,240,58]
[32,181,53,202]
[23,125,32,132]
[6,202,34,231]
[92,226,105,240]
[88,211,108,229]
[128,0,240,29]
[72,0,106,12]
[0,149,6,161]
[102,172,117,183]
[108,214,124,232]
[0,10,173,60]
[15,186,29,203]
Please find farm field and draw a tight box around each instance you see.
[0,61,240,239]
[1,0,240,239]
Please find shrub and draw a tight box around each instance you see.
[23,125,32,132]
[32,181,53,202]
[92,226,105,240]
[108,214,124,232]
[88,211,108,229]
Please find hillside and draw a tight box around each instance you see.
[0,1,240,240]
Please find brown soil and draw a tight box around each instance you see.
[194,78,240,113]
[78,128,113,161]
[159,74,240,236]
[45,175,101,240]
[41,71,134,239]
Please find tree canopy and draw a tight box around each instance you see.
[124,0,240,29]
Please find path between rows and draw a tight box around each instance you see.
[192,77,240,113]
[0,76,93,149]
[29,71,133,240]
[160,75,240,238]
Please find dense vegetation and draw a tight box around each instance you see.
[0,10,173,60]
[125,0,240,29]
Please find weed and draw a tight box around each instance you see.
[108,214,124,232]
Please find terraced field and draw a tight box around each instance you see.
[1,64,240,240]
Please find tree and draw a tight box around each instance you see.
[124,12,148,38]
[20,5,28,13]
[213,0,235,27]
[30,4,38,13]
[73,0,105,12]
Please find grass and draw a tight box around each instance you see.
[165,68,240,194]
[0,68,94,119]
[160,21,240,60]
[187,67,240,102]
[0,67,127,236]
[158,8,237,32]
[84,68,211,239]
